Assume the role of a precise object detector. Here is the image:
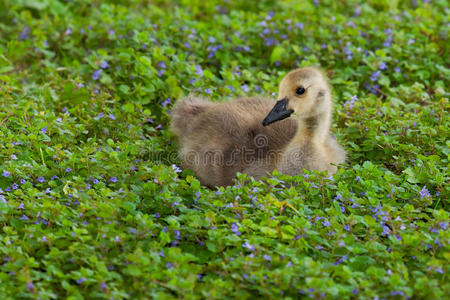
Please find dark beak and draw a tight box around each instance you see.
[262,98,294,126]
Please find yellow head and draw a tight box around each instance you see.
[263,67,332,126]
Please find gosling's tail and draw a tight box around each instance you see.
[170,95,212,136]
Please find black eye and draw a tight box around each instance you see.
[296,87,306,95]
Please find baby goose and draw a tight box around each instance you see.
[170,67,346,187]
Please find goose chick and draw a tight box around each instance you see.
[170,67,346,187]
[263,67,346,175]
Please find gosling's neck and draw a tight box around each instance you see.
[292,110,331,144]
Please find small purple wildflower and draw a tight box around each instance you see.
[419,186,431,198]
[370,70,381,82]
[114,236,120,242]
[322,219,331,227]
[231,223,241,236]
[36,177,45,183]
[109,177,118,183]
[65,168,72,173]
[379,62,387,70]
[195,65,203,77]
[76,277,86,284]
[242,241,255,251]
[92,69,102,80]
[108,114,116,120]
[10,154,17,160]
[381,225,391,236]
[11,183,18,190]
[161,98,171,107]
[100,61,109,69]
[390,291,405,297]
[204,88,212,95]
[157,61,167,69]
[263,254,272,262]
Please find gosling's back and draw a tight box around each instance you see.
[171,97,297,187]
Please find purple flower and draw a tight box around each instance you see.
[114,236,120,242]
[26,282,34,290]
[379,62,387,70]
[65,168,72,173]
[161,98,171,107]
[97,112,104,118]
[65,28,72,35]
[419,186,431,198]
[195,65,203,77]
[19,26,30,40]
[41,236,47,242]
[20,214,29,220]
[390,291,405,297]
[381,225,391,236]
[322,219,330,227]
[155,212,160,218]
[231,223,241,235]
[2,170,10,177]
[40,126,47,133]
[166,262,173,269]
[92,69,102,80]
[370,71,381,82]
[345,95,358,109]
[241,85,249,93]
[242,241,255,251]
[108,114,116,120]
[434,237,442,248]
[100,282,107,290]
[295,23,304,29]
[204,88,212,94]
[11,183,18,190]
[157,61,167,69]
[10,154,17,160]
[76,277,86,284]
[100,61,109,69]
[109,177,118,183]
[263,254,272,261]
[93,179,99,184]
[344,224,350,231]
[36,177,45,183]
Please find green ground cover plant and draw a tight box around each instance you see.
[0,0,448,298]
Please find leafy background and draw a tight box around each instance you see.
[0,0,448,298]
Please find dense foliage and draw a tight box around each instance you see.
[0,0,448,298]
